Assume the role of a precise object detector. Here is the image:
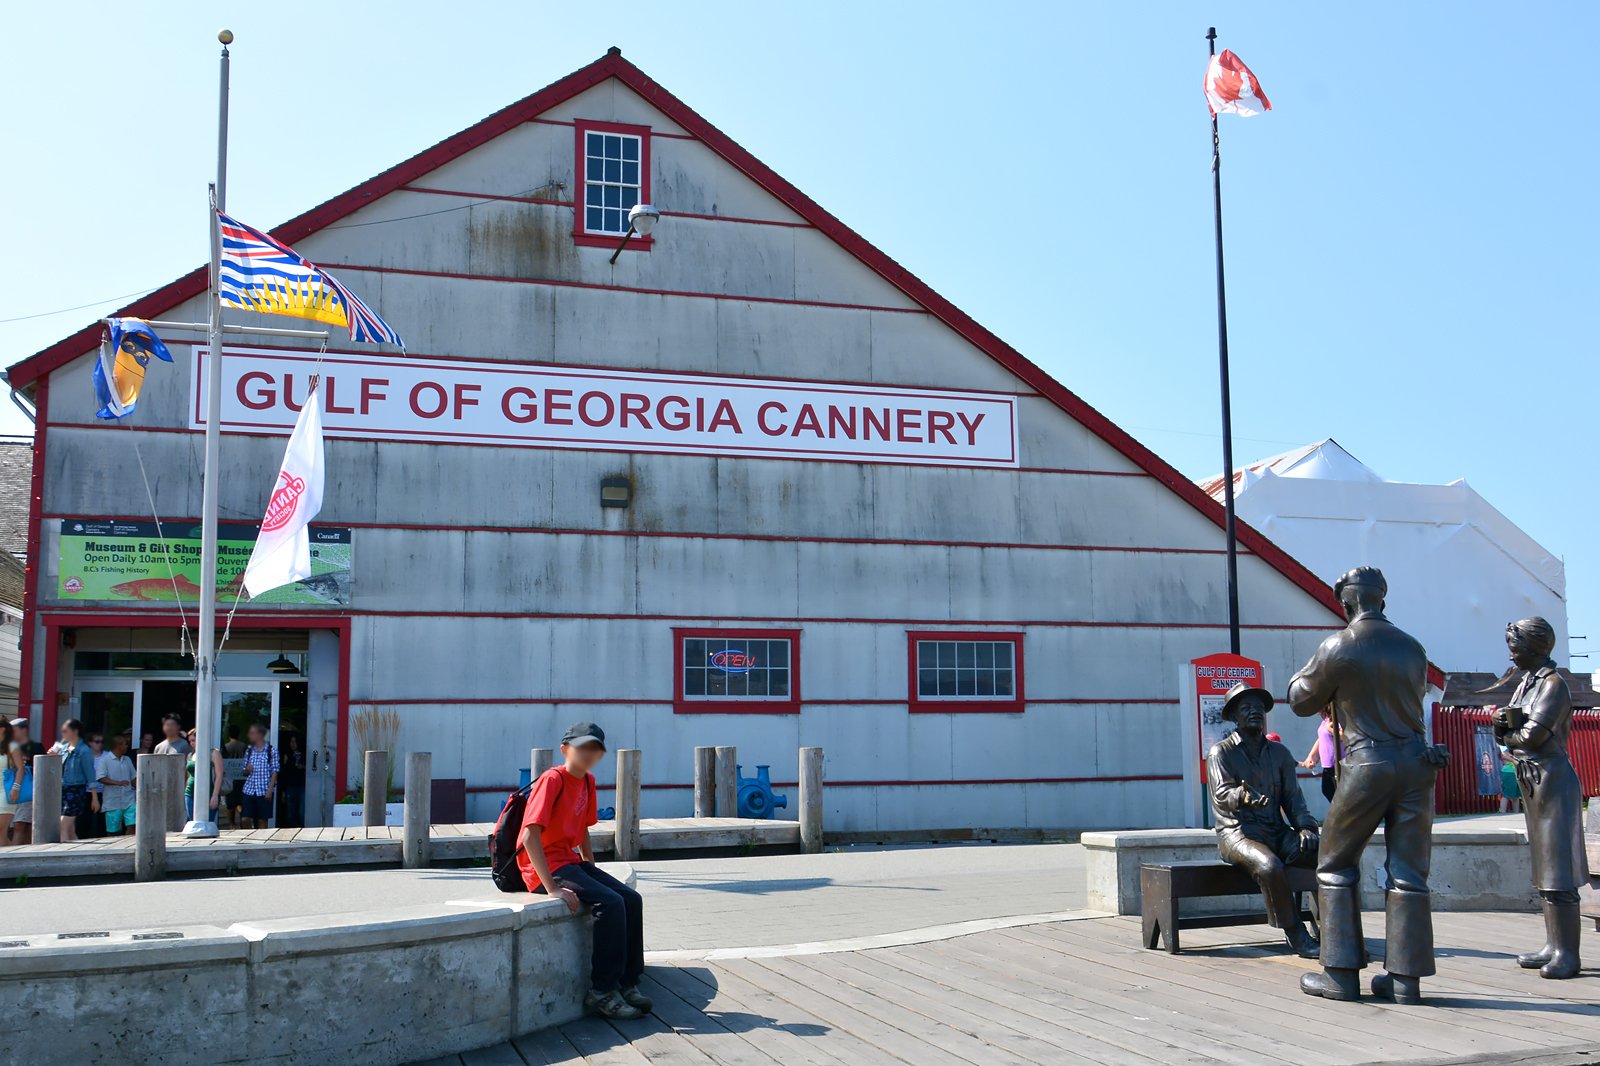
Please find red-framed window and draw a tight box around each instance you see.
[574,119,653,251]
[673,628,800,714]
[906,631,1025,714]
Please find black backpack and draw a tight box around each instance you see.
[488,770,569,892]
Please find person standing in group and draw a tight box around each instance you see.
[10,719,46,764]
[51,718,98,843]
[279,732,307,828]
[1496,617,1588,980]
[1299,707,1343,802]
[1289,567,1448,1005]
[518,722,651,1020]
[95,734,137,837]
[138,732,156,757]
[77,732,107,839]
[153,714,191,756]
[238,723,278,830]
[0,721,15,846]
[184,727,226,826]
[1500,744,1523,814]
[3,737,31,845]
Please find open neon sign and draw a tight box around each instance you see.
[708,649,756,674]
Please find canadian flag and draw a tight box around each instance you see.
[1205,49,1271,117]
[242,383,325,597]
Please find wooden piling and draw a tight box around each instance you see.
[134,753,177,881]
[615,748,641,862]
[714,745,737,819]
[362,750,388,827]
[799,746,824,854]
[530,747,554,783]
[32,754,61,843]
[693,746,716,817]
[403,752,431,868]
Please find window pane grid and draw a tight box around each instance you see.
[682,636,791,702]
[583,131,643,236]
[915,640,1018,700]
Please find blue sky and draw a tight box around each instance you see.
[2,3,1594,661]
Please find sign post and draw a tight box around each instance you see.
[1179,652,1265,828]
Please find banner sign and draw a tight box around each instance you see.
[57,519,352,605]
[192,347,1019,468]
[1179,651,1266,828]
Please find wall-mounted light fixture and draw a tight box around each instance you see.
[609,203,661,264]
[600,475,633,509]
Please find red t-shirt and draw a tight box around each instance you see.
[517,767,597,891]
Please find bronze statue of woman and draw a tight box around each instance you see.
[1495,617,1588,979]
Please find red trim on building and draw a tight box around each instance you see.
[350,695,1174,707]
[40,611,353,791]
[905,630,1025,714]
[572,119,654,252]
[323,262,927,316]
[464,772,1184,794]
[5,49,1340,621]
[401,184,811,229]
[671,627,801,714]
[16,378,47,719]
[40,510,1242,559]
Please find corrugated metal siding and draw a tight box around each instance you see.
[1432,704,1600,814]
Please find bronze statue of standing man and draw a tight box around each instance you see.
[1289,567,1449,1004]
[1496,617,1587,979]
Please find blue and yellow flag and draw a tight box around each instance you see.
[93,318,173,420]
[217,211,404,347]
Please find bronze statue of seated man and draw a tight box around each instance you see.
[1208,681,1322,958]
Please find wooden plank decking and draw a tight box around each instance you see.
[420,911,1600,1065]
[0,817,801,880]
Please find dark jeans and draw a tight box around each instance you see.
[542,861,644,993]
[1321,767,1337,802]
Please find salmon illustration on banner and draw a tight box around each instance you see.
[241,380,325,598]
[216,210,404,347]
[93,318,174,420]
[1205,49,1272,117]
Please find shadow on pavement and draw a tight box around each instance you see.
[656,967,830,1037]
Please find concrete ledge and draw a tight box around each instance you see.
[0,864,634,1064]
[1084,817,1536,917]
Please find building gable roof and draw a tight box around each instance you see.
[5,48,1341,619]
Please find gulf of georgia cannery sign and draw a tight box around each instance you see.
[192,348,1019,468]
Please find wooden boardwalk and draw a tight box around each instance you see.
[423,911,1600,1066]
[0,817,799,880]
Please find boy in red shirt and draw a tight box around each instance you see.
[518,721,651,1020]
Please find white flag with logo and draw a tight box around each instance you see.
[242,386,325,598]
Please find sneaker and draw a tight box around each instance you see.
[621,984,654,1013]
[584,988,645,1020]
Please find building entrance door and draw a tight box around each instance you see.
[72,680,140,748]
[219,685,279,829]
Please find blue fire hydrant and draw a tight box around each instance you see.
[736,764,788,820]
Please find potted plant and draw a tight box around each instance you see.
[333,707,405,826]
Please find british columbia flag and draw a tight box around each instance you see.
[216,211,404,347]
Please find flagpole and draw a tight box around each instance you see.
[1207,26,1242,657]
[185,28,233,836]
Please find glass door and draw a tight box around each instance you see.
[219,685,279,829]
[72,680,140,748]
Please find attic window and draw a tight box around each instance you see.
[574,120,652,250]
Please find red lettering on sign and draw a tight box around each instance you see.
[958,411,986,446]
[896,409,923,443]
[620,393,652,429]
[757,401,787,435]
[361,378,389,415]
[502,386,538,424]
[545,389,573,426]
[238,371,274,411]
[707,399,741,434]
[927,410,957,445]
[827,407,856,440]
[658,396,690,431]
[792,404,823,438]
[410,381,449,419]
[579,391,615,428]
[453,383,481,419]
[861,408,890,441]
[325,377,356,415]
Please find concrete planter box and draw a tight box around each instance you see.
[1084,817,1537,917]
[0,865,633,1064]
[332,801,403,827]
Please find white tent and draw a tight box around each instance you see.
[1200,439,1567,672]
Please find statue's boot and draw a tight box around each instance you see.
[1517,899,1557,969]
[1540,902,1581,980]
[1300,968,1360,1001]
[1383,888,1437,984]
[1371,971,1423,1005]
[1262,877,1320,959]
[1285,921,1320,959]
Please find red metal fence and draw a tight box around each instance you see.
[1432,705,1600,814]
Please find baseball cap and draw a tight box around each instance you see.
[561,721,606,750]
[9,718,27,730]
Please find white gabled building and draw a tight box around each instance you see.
[7,50,1344,831]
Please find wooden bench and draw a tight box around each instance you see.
[1141,859,1319,954]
